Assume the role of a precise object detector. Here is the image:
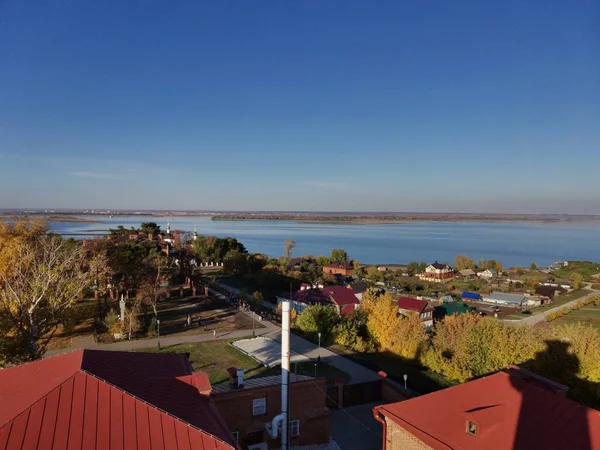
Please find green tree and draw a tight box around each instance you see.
[333,309,372,351]
[284,239,296,260]
[352,259,364,278]
[365,266,383,283]
[530,262,538,270]
[140,222,161,235]
[455,254,475,270]
[295,304,340,345]
[330,248,348,264]
[407,261,420,276]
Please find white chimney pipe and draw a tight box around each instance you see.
[266,301,291,447]
[281,301,290,449]
[237,369,244,387]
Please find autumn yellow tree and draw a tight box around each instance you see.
[391,313,429,361]
[570,273,583,290]
[454,254,474,270]
[365,292,399,352]
[0,221,107,361]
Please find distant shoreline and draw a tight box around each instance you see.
[0,215,100,223]
[210,214,588,224]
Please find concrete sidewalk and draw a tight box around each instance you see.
[46,310,276,356]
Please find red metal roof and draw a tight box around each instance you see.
[397,297,429,313]
[0,350,236,450]
[374,371,600,450]
[291,286,359,313]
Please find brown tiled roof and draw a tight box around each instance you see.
[323,261,353,270]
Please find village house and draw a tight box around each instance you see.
[484,291,527,308]
[347,281,368,301]
[417,262,454,282]
[433,300,473,320]
[458,268,476,278]
[0,350,237,450]
[477,268,498,279]
[373,367,600,450]
[277,283,360,316]
[535,285,566,303]
[211,369,330,449]
[322,261,355,276]
[461,291,482,302]
[397,297,434,330]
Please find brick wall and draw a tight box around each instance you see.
[386,420,433,450]
[212,378,330,449]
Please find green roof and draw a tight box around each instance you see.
[434,301,473,317]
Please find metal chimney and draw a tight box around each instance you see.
[265,301,291,447]
[281,301,291,450]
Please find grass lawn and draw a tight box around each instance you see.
[135,339,351,386]
[525,289,593,316]
[137,339,270,384]
[218,275,284,301]
[551,261,600,281]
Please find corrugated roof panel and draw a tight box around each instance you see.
[147,406,165,450]
[161,413,178,450]
[6,409,28,450]
[188,428,205,450]
[38,382,62,450]
[0,423,11,449]
[122,393,138,450]
[96,380,111,450]
[67,373,87,450]
[174,421,191,450]
[109,387,124,450]
[82,376,99,450]
[134,400,151,450]
[21,395,45,449]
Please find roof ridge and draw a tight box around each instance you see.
[78,369,234,448]
[0,371,80,430]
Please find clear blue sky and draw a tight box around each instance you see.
[1,1,598,213]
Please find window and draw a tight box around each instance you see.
[466,420,478,436]
[289,420,300,437]
[252,397,266,416]
[231,431,239,444]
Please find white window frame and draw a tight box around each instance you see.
[231,431,239,444]
[252,397,266,416]
[289,420,300,437]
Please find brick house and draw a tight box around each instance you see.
[373,367,600,450]
[277,284,360,316]
[322,261,355,276]
[417,262,454,282]
[397,297,434,330]
[212,372,330,449]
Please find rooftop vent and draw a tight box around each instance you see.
[466,420,478,437]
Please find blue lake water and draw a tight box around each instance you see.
[50,216,600,267]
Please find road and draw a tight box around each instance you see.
[503,286,598,326]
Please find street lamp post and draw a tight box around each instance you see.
[403,374,408,390]
[252,312,256,337]
[318,332,321,349]
[157,319,161,350]
[314,363,317,378]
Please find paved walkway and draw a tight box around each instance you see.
[503,287,598,326]
[46,311,274,356]
[330,402,382,450]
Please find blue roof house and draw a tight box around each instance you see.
[462,291,482,301]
